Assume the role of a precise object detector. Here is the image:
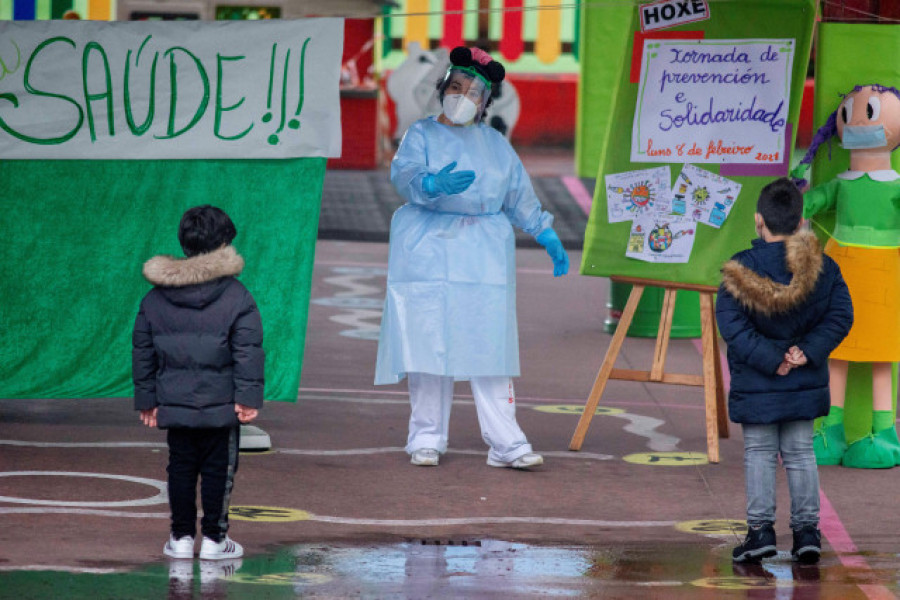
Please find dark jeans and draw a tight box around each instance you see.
[167,426,240,542]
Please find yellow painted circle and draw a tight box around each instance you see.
[622,451,708,466]
[532,404,625,416]
[674,519,745,537]
[691,576,781,590]
[230,572,331,586]
[229,505,311,522]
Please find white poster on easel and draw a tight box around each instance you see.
[631,38,794,165]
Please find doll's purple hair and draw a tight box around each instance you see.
[791,84,900,189]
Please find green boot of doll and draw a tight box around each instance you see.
[813,422,847,466]
[875,425,900,465]
[842,413,900,469]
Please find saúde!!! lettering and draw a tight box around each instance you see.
[0,35,264,145]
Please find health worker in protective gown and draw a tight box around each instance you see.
[375,46,570,470]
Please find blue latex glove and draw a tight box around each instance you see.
[536,228,569,277]
[422,161,476,197]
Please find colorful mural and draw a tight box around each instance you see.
[4,0,105,20]
[381,0,579,73]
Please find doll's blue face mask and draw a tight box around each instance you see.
[842,124,888,149]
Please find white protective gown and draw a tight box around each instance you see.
[375,116,554,385]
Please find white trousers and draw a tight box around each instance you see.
[406,372,533,463]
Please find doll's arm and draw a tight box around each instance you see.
[802,178,839,219]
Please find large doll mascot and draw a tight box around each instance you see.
[375,47,569,470]
[793,84,900,468]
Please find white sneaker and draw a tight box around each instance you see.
[487,452,544,469]
[163,535,195,559]
[199,535,244,560]
[410,448,440,466]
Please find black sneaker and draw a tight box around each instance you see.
[791,525,821,564]
[732,523,777,563]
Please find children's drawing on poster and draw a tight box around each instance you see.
[605,166,671,223]
[626,212,696,263]
[631,38,794,165]
[672,164,742,227]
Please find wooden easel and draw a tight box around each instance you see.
[569,276,729,463]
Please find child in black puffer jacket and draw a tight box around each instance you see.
[133,205,264,561]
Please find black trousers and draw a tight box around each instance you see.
[167,426,239,542]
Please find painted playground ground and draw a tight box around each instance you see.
[3,238,900,599]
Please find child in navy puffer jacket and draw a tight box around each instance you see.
[716,178,852,565]
[133,205,264,562]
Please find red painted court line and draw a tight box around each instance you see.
[697,340,892,598]
[561,176,593,216]
[819,491,895,599]
[818,490,867,569]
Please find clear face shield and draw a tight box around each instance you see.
[438,67,492,125]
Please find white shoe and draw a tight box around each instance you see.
[163,535,195,559]
[199,535,244,560]
[410,448,440,466]
[487,452,544,469]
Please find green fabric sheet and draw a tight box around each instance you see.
[0,158,325,401]
[577,0,817,287]
[575,2,634,178]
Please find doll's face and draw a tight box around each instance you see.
[836,86,900,152]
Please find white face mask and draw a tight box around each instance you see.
[442,94,478,125]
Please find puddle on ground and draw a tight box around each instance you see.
[0,540,896,599]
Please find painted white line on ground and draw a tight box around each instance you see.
[0,441,614,461]
[0,507,168,518]
[297,390,706,411]
[275,447,615,461]
[0,506,674,529]
[276,446,408,455]
[307,516,678,527]
[0,565,122,574]
[0,471,167,507]
[0,440,166,448]
[612,413,681,452]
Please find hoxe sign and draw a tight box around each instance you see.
[640,0,710,32]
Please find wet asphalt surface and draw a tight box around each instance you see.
[3,160,900,598]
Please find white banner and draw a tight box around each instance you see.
[631,38,794,165]
[0,19,343,159]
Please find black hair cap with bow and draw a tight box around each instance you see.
[449,47,505,84]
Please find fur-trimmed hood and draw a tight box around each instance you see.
[143,245,244,287]
[720,231,823,316]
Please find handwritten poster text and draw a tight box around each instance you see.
[631,38,794,165]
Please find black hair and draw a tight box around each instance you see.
[178,205,237,257]
[436,46,506,120]
[757,178,803,235]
